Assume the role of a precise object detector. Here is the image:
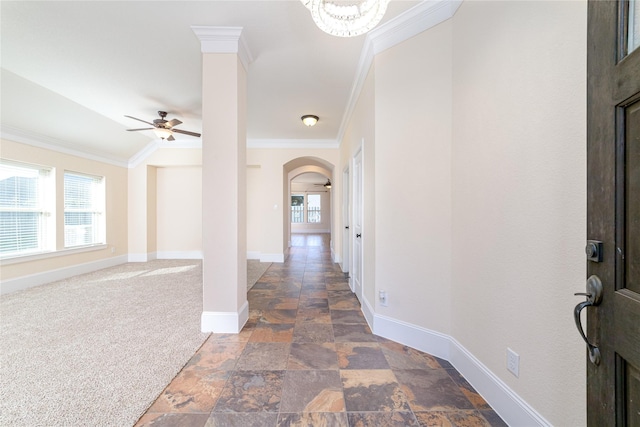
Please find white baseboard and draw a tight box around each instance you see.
[201,300,249,333]
[260,253,284,263]
[0,255,128,295]
[367,309,550,426]
[156,251,203,259]
[128,252,157,262]
[449,338,551,427]
[331,248,341,264]
[372,312,450,361]
[246,251,284,263]
[361,295,375,331]
[128,253,147,262]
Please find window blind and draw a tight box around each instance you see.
[0,161,51,256]
[64,171,105,247]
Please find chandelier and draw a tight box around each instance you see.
[300,0,390,37]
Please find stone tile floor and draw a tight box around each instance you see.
[135,234,507,427]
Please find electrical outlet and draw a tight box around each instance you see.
[507,348,520,377]
[379,290,388,307]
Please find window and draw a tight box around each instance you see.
[629,0,640,54]
[290,193,322,224]
[0,160,54,257]
[291,195,304,223]
[307,194,321,223]
[64,171,105,248]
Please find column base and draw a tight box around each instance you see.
[201,301,249,333]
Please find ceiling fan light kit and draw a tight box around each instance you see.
[300,0,390,37]
[301,115,319,126]
[125,110,201,141]
[153,128,173,140]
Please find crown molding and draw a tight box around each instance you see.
[336,37,376,145]
[127,139,203,169]
[127,141,161,168]
[0,125,202,169]
[247,139,339,149]
[191,26,253,71]
[337,0,462,144]
[1,125,129,168]
[369,0,462,55]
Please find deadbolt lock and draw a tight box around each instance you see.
[585,240,603,262]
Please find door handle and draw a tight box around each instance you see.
[573,275,603,365]
[345,226,349,229]
[356,233,361,238]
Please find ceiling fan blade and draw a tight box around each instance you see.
[125,115,154,126]
[126,127,154,131]
[166,119,182,128]
[172,128,201,137]
[167,135,175,141]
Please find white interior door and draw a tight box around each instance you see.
[352,148,363,302]
[342,167,350,275]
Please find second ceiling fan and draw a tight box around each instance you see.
[314,179,332,189]
[125,111,201,141]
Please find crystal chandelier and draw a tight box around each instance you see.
[300,0,390,37]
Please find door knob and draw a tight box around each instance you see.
[356,233,361,238]
[573,275,603,365]
[345,226,349,229]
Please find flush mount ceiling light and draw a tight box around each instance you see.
[300,0,390,37]
[301,115,319,126]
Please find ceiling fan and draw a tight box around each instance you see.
[125,111,201,141]
[314,179,332,189]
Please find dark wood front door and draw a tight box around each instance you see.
[587,1,640,425]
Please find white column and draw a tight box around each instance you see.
[192,27,252,333]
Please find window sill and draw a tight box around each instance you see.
[0,244,108,266]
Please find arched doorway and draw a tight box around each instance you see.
[282,157,335,259]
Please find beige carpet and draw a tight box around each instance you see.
[0,259,274,426]
[0,260,212,427]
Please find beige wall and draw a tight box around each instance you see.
[146,165,157,254]
[129,146,340,263]
[156,166,202,255]
[0,139,128,280]
[451,1,587,424]
[337,1,586,424]
[246,148,339,259]
[246,165,262,256]
[374,20,453,334]
[339,66,377,308]
[128,148,202,259]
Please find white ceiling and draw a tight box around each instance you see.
[0,1,425,165]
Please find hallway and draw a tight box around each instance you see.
[136,234,506,426]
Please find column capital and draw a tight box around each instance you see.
[191,26,253,71]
